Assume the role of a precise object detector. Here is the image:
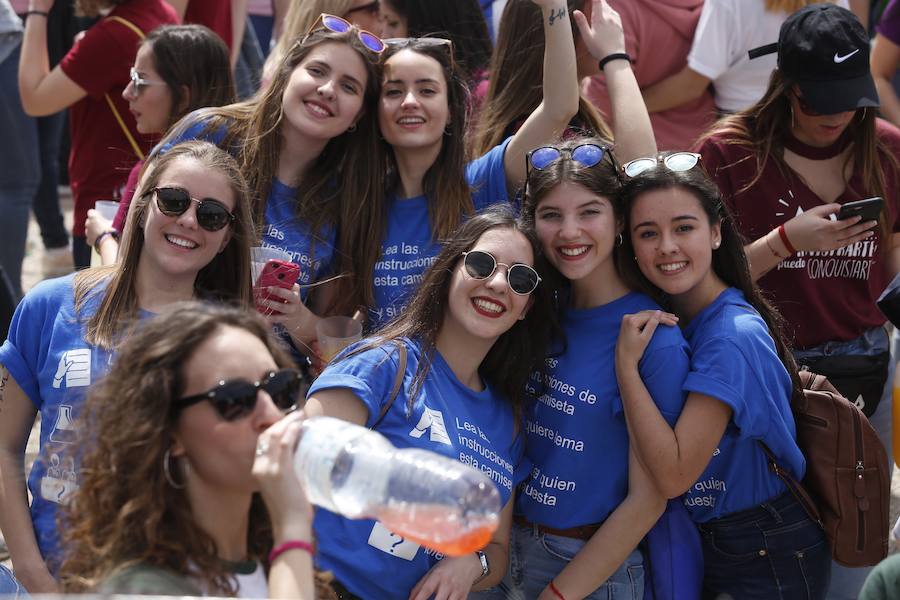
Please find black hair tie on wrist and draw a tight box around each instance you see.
[598,52,632,71]
[25,10,50,17]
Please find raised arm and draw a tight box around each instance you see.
[18,0,86,116]
[502,0,580,185]
[541,450,665,599]
[0,370,58,593]
[641,66,711,114]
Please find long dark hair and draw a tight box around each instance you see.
[615,161,802,398]
[350,205,556,425]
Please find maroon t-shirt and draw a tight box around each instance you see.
[59,0,178,236]
[185,0,232,49]
[697,120,900,349]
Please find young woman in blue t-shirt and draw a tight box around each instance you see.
[366,0,650,329]
[304,206,556,599]
[614,155,830,598]
[505,131,693,598]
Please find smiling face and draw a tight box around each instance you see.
[379,49,449,156]
[443,227,535,344]
[139,156,235,284]
[534,182,619,287]
[281,41,369,143]
[122,43,174,134]
[788,88,857,147]
[172,325,284,497]
[629,186,723,305]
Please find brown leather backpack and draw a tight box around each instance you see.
[763,370,890,567]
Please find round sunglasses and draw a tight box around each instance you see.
[622,152,702,178]
[175,368,304,421]
[151,186,236,232]
[462,250,541,296]
[528,143,610,172]
[304,13,385,54]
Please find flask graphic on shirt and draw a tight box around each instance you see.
[41,405,80,504]
[294,416,501,557]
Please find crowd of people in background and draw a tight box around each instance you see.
[1,0,900,599]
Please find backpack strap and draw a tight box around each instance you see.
[758,440,823,527]
[103,16,146,160]
[370,343,407,430]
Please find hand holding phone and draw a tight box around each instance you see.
[254,259,300,315]
[837,197,883,223]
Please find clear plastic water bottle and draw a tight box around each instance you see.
[294,416,501,556]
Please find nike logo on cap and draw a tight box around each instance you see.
[834,49,860,63]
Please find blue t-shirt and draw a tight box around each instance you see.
[163,113,338,301]
[307,338,524,599]
[681,287,804,522]
[368,138,512,328]
[517,292,690,528]
[0,275,112,567]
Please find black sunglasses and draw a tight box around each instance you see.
[151,186,236,232]
[462,250,541,296]
[175,369,304,421]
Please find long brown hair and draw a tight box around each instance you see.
[59,303,294,595]
[164,28,384,315]
[349,205,557,426]
[73,142,254,349]
[471,0,611,158]
[698,69,898,242]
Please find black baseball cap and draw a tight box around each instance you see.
[748,3,879,115]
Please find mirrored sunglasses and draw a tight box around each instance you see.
[462,250,541,296]
[528,144,609,171]
[304,13,385,54]
[622,152,702,178]
[175,369,304,421]
[151,186,235,232]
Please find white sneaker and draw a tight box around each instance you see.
[42,246,73,279]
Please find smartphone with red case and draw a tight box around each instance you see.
[254,259,300,315]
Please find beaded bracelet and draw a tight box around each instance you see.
[268,540,314,563]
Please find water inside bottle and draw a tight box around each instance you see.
[377,503,498,556]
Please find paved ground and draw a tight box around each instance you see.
[1,188,900,571]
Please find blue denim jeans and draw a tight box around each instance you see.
[794,326,896,600]
[0,36,40,297]
[475,523,644,600]
[699,491,831,600]
[0,564,28,598]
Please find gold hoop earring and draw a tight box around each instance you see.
[163,448,186,489]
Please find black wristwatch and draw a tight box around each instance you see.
[474,550,489,583]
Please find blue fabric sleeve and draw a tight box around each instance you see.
[683,338,766,440]
[466,137,513,210]
[639,341,691,427]
[307,343,404,428]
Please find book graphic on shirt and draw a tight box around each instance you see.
[367,521,420,560]
[40,405,80,505]
[51,348,92,388]
[409,407,452,446]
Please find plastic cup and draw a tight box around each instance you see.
[90,201,121,267]
[316,316,363,363]
[251,246,292,283]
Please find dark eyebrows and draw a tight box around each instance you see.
[632,214,699,230]
[383,78,442,86]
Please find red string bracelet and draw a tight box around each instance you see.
[268,540,314,563]
[777,224,797,255]
[549,581,567,600]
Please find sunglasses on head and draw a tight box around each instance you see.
[129,67,165,93]
[622,152,702,178]
[175,369,304,421]
[304,13,385,54]
[385,37,455,65]
[528,144,610,172]
[151,186,235,232]
[462,250,541,296]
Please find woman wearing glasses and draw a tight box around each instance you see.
[614,154,830,598]
[86,23,236,266]
[304,206,554,600]
[161,14,384,351]
[0,141,254,593]
[57,302,318,599]
[696,8,900,596]
[367,0,647,330]
[499,136,687,599]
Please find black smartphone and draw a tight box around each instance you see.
[837,197,883,222]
